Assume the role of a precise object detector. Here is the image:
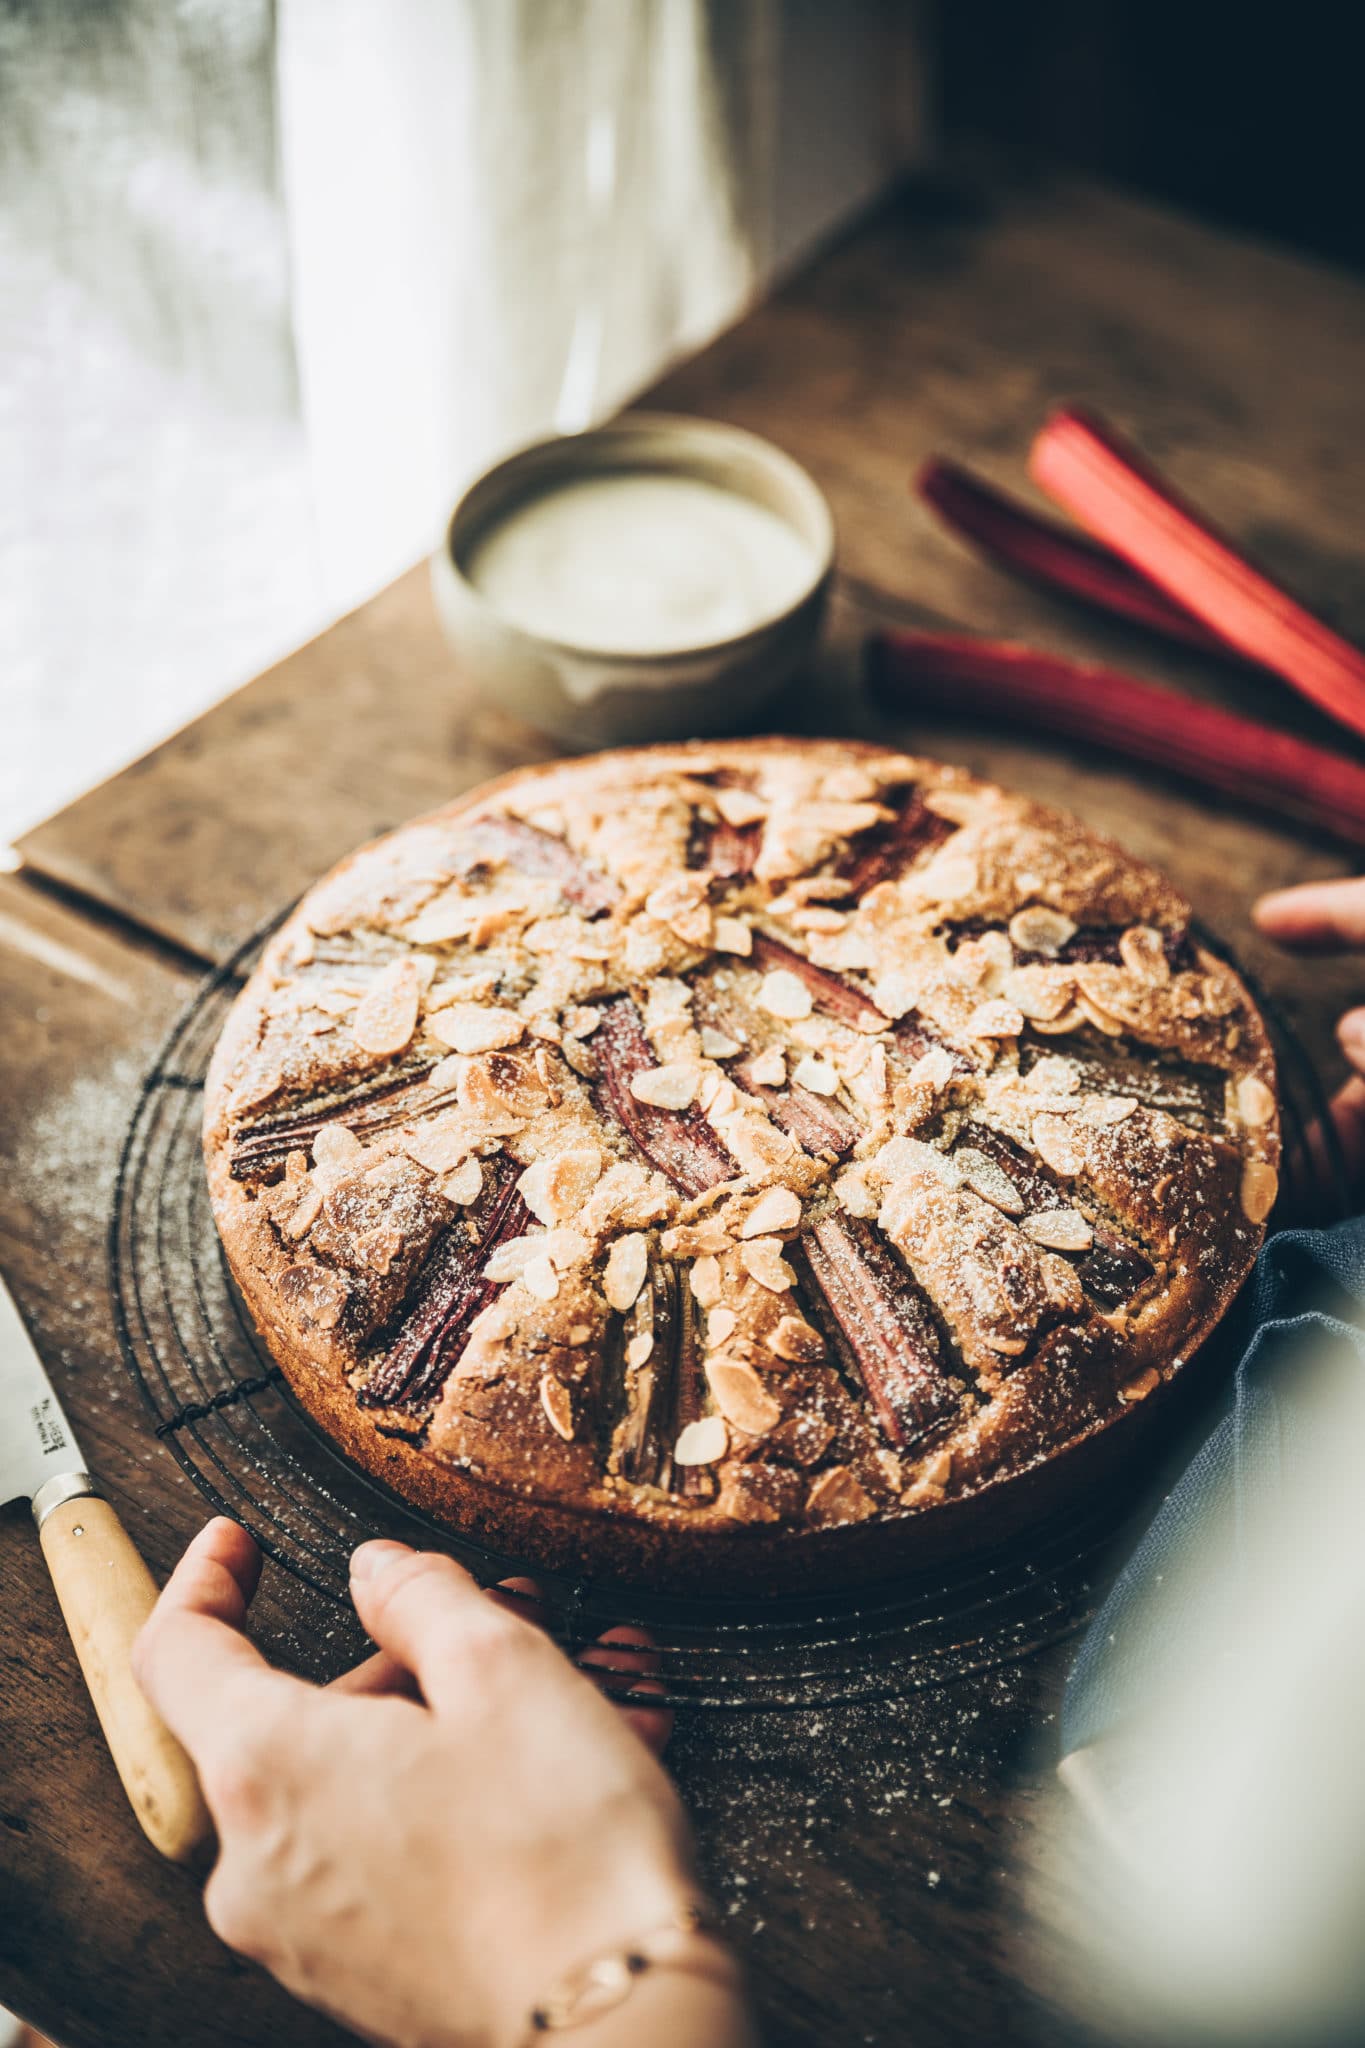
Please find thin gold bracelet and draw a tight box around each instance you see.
[520,1901,731,2039]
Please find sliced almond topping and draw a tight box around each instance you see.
[670,904,714,949]
[833,1168,880,1218]
[1118,1366,1161,1404]
[1074,991,1125,1038]
[706,1358,782,1436]
[706,1305,738,1347]
[923,786,984,825]
[625,1331,654,1369]
[1023,1208,1094,1251]
[313,1121,363,1171]
[1031,1003,1086,1037]
[517,1146,603,1226]
[645,874,709,922]
[562,1005,602,1040]
[741,1186,802,1238]
[966,999,1025,1040]
[792,1053,839,1096]
[713,916,753,956]
[603,1232,649,1312]
[673,1415,729,1466]
[281,1182,323,1240]
[352,958,423,1057]
[1008,905,1078,955]
[757,968,814,1021]
[1236,1074,1276,1126]
[542,1228,591,1270]
[1118,925,1171,985]
[428,1003,526,1055]
[955,1146,1026,1216]
[629,1061,700,1110]
[806,1465,875,1525]
[539,1373,575,1441]
[567,1322,593,1346]
[746,1046,786,1087]
[440,1156,484,1206]
[483,1234,539,1283]
[768,1315,824,1364]
[1005,965,1076,1022]
[739,1237,796,1293]
[402,1123,471,1175]
[521,1252,561,1301]
[918,855,978,904]
[1032,1112,1086,1177]
[700,1026,742,1060]
[1081,1095,1138,1126]
[689,1255,722,1308]
[1240,1159,1279,1224]
[1038,1251,1085,1313]
[279,1263,348,1331]
[788,905,848,934]
[714,786,768,828]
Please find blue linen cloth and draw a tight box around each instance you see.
[1061,1218,1365,1758]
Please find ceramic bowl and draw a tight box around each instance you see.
[431,412,834,746]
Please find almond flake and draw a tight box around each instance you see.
[806,1465,875,1525]
[689,1255,722,1308]
[1005,966,1076,1022]
[713,917,753,956]
[918,855,978,904]
[922,787,984,825]
[757,969,813,1021]
[518,1146,603,1226]
[521,1252,561,1301]
[1032,1113,1085,1177]
[562,1006,602,1040]
[1236,1074,1276,1126]
[966,1000,1024,1039]
[955,1146,1026,1216]
[542,1229,591,1269]
[483,1234,539,1283]
[706,1358,781,1436]
[539,1373,575,1441]
[768,1315,824,1364]
[833,1168,879,1218]
[792,1053,839,1096]
[714,787,768,828]
[645,875,708,921]
[1081,1095,1138,1126]
[746,1046,786,1087]
[428,1004,525,1055]
[673,1414,729,1466]
[1118,1366,1161,1404]
[787,906,848,934]
[440,1156,484,1205]
[629,1062,699,1110]
[1031,1004,1086,1036]
[700,1026,742,1060]
[705,1305,738,1347]
[279,1263,348,1331]
[352,958,423,1057]
[1022,1208,1094,1251]
[741,1186,802,1238]
[402,1123,472,1175]
[1075,991,1125,1038]
[603,1232,648,1312]
[313,1122,363,1171]
[1119,926,1171,985]
[1240,1159,1279,1224]
[281,1182,323,1240]
[739,1238,795,1292]
[1008,906,1077,955]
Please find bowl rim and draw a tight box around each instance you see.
[436,410,836,666]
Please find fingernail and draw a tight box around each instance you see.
[1340,1010,1365,1054]
[351,1540,410,1586]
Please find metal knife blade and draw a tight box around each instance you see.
[0,1272,93,1518]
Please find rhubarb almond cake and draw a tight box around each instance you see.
[204,741,1280,1588]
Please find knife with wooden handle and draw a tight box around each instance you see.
[0,1274,212,1862]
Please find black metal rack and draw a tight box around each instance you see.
[109,916,1345,1710]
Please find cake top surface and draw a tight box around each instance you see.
[206,740,1279,1537]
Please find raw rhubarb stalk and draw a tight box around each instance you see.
[1030,407,1365,743]
[960,1126,1153,1308]
[748,932,887,1033]
[734,1059,860,1160]
[591,998,735,1196]
[230,1062,443,1177]
[866,633,1365,853]
[834,792,956,899]
[460,814,620,916]
[361,1156,528,1408]
[916,457,1228,656]
[799,1215,960,1451]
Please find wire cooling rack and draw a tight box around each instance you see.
[109,915,1346,1710]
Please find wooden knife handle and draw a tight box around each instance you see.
[38,1493,214,1863]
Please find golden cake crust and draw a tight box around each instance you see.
[203,740,1279,1589]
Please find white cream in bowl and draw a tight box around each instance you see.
[462,471,819,656]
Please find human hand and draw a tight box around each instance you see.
[134,1519,753,2048]
[1254,876,1365,1195]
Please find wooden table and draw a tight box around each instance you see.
[3,163,1362,2048]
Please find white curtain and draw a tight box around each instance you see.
[0,0,921,843]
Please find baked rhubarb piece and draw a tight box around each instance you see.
[204,740,1279,1589]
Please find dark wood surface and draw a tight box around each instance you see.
[3,164,1362,2047]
